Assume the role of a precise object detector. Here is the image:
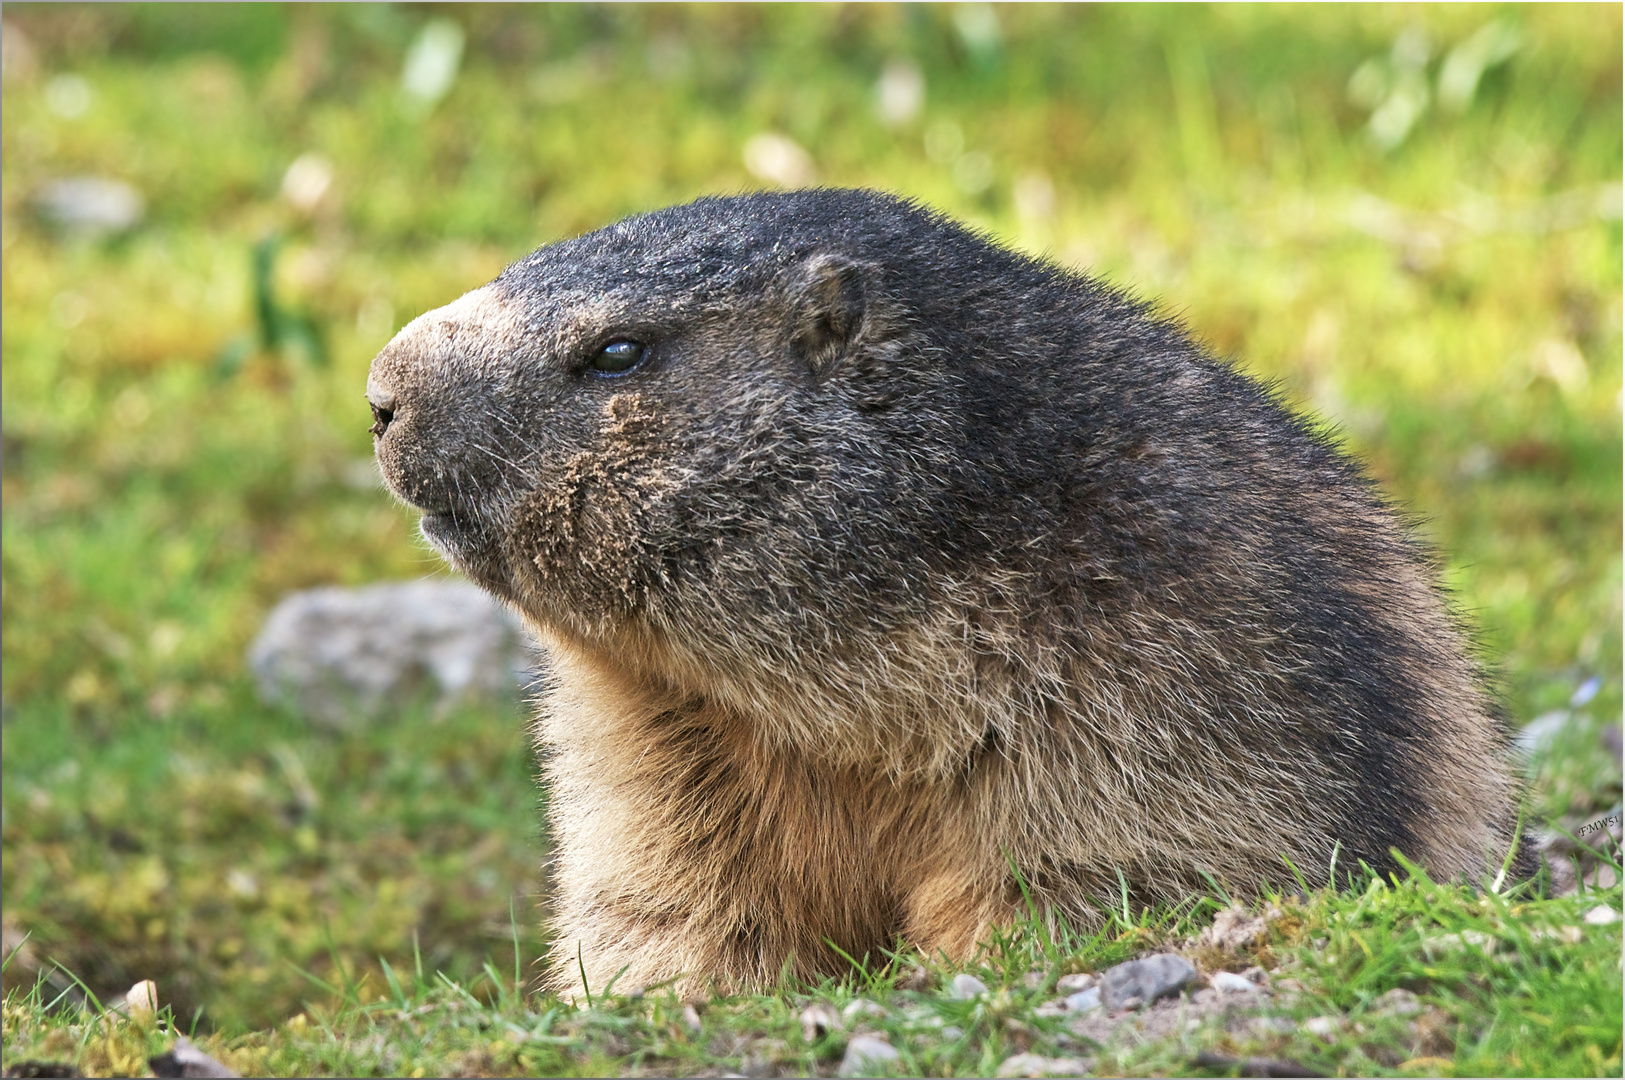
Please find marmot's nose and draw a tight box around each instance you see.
[366,380,398,438]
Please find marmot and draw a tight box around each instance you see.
[367,189,1529,994]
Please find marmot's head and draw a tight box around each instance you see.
[370,192,1026,646]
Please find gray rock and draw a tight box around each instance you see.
[248,579,535,726]
[949,972,988,999]
[1055,972,1097,993]
[839,1034,900,1077]
[35,176,145,235]
[1100,953,1199,1010]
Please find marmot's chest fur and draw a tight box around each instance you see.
[368,189,1526,993]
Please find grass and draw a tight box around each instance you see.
[2,693,548,1034]
[1,3,1620,1075]
[6,871,1620,1077]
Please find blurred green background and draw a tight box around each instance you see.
[2,2,1619,1035]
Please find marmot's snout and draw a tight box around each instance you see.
[365,349,453,520]
[366,285,531,522]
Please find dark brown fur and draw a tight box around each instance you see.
[366,189,1529,995]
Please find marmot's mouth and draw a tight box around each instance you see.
[420,508,487,562]
[420,510,473,549]
[419,509,522,606]
[419,510,496,569]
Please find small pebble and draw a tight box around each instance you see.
[1584,904,1618,925]
[148,1037,238,1079]
[1530,924,1585,945]
[1063,986,1101,1012]
[1425,929,1498,956]
[1302,1015,1340,1041]
[35,176,146,235]
[949,972,988,999]
[1251,1016,1296,1036]
[901,1004,939,1025]
[1517,710,1574,754]
[1209,970,1260,993]
[1117,995,1144,1011]
[843,998,888,1022]
[1198,906,1269,949]
[800,1002,841,1042]
[996,1052,1048,1079]
[839,1035,899,1077]
[1034,1000,1069,1018]
[125,979,159,1017]
[1100,952,1198,1009]
[743,1037,789,1074]
[897,965,931,991]
[995,1052,1089,1078]
[1055,972,1097,993]
[1372,988,1421,1016]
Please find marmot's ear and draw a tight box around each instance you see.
[787,253,873,378]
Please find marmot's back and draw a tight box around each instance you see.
[367,189,1528,992]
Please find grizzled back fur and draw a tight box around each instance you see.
[367,189,1528,994]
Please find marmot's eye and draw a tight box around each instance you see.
[591,340,646,375]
